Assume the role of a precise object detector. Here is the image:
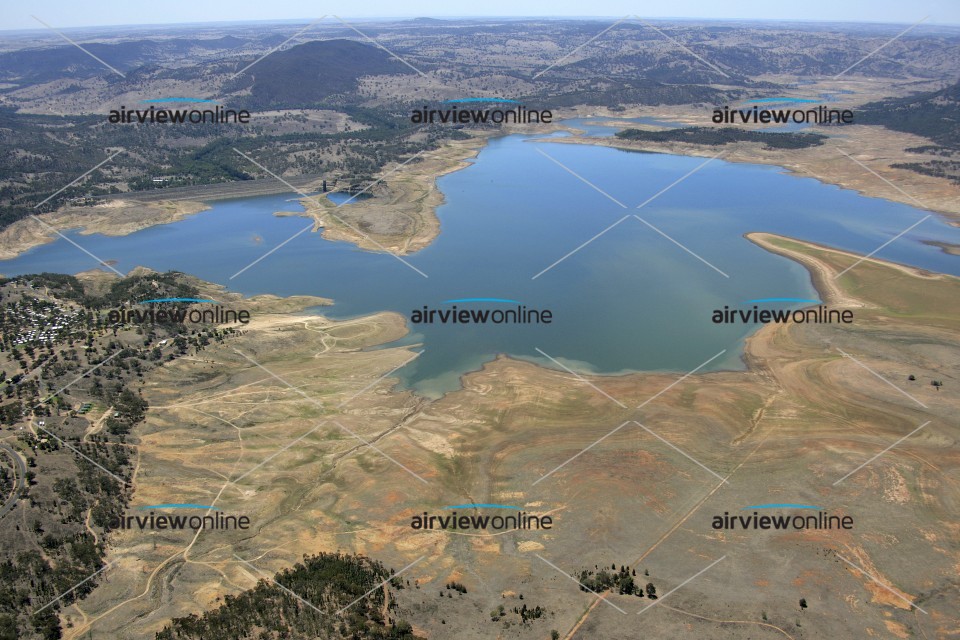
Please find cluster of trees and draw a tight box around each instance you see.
[444,581,467,594]
[6,272,204,311]
[578,564,656,598]
[546,78,730,109]
[859,80,960,149]
[859,80,960,185]
[489,593,550,627]
[512,602,545,623]
[0,272,244,639]
[907,374,945,389]
[158,553,422,640]
[892,159,960,185]
[97,272,202,308]
[0,444,126,639]
[1,99,457,227]
[616,126,826,150]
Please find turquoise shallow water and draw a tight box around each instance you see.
[3,132,958,396]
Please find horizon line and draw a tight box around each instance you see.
[4,16,955,33]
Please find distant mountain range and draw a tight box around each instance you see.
[0,37,248,84]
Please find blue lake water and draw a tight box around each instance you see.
[3,132,958,397]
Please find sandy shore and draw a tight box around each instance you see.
[283,135,489,254]
[923,240,960,256]
[4,108,958,268]
[69,231,960,639]
[745,232,868,308]
[0,199,209,261]
[539,111,960,225]
[0,136,489,262]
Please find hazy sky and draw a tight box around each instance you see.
[4,0,959,31]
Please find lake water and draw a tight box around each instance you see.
[3,132,958,397]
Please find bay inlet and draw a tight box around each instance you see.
[3,131,958,397]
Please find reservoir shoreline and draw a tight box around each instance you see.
[3,119,960,261]
[2,132,958,396]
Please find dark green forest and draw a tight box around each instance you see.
[615,126,827,149]
[157,552,423,640]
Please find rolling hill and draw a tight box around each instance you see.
[230,39,416,109]
[859,79,960,148]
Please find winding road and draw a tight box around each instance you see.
[0,443,26,520]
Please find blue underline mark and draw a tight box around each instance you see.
[743,97,819,104]
[441,298,520,304]
[742,504,823,511]
[443,504,522,510]
[138,503,221,510]
[140,97,218,103]
[139,298,218,304]
[443,98,520,104]
[743,298,821,305]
